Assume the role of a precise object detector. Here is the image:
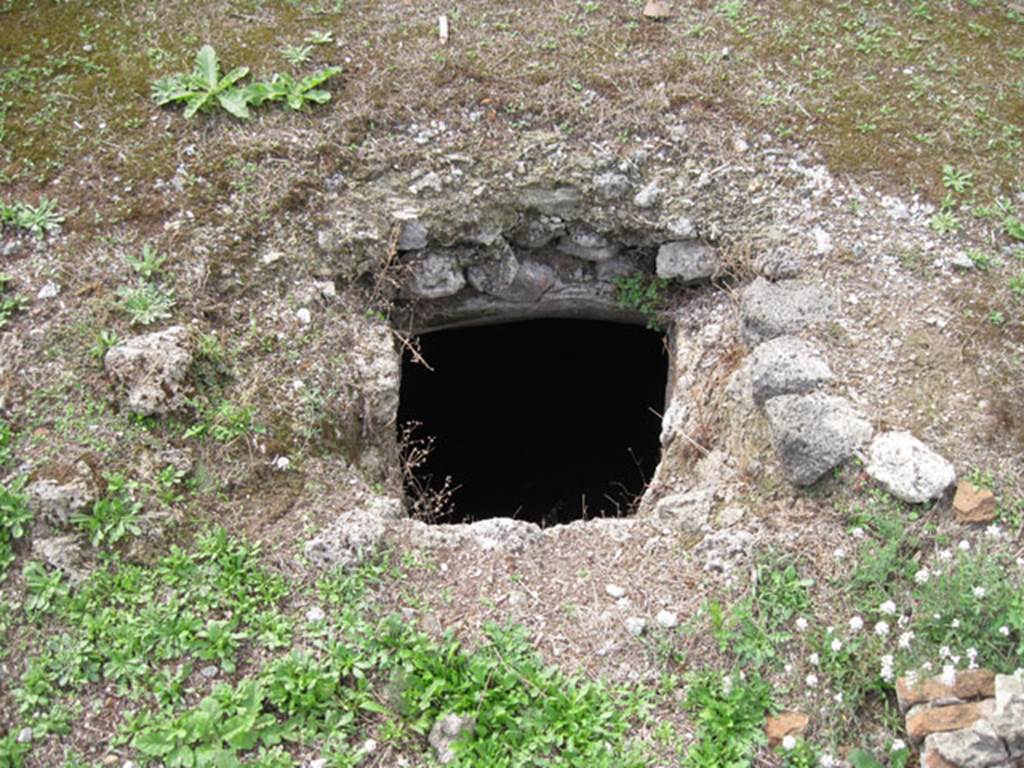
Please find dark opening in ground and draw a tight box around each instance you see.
[398,319,668,526]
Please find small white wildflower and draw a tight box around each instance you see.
[833,547,847,560]
[1017,557,1024,568]
[874,621,890,637]
[906,669,919,685]
[915,568,930,584]
[973,586,986,599]
[898,631,915,650]
[958,539,971,552]
[809,653,820,666]
[820,754,837,768]
[941,664,957,687]
[831,638,843,653]
[784,663,794,674]
[833,691,843,703]
[939,548,953,562]
[806,673,819,688]
[849,616,864,632]
[879,600,897,615]
[933,613,943,621]
[795,617,809,632]
[951,618,961,629]
[891,739,907,752]
[272,455,291,471]
[898,614,910,628]
[851,526,865,539]
[826,625,835,634]
[782,735,797,751]
[999,626,1011,637]
[966,648,978,668]
[921,661,934,672]
[940,646,952,659]
[986,524,1002,539]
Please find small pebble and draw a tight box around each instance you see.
[309,760,328,768]
[605,584,625,599]
[305,606,326,622]
[361,738,378,754]
[296,307,312,325]
[655,610,679,629]
[624,617,646,637]
[16,727,32,743]
[200,665,219,679]
[123,762,138,768]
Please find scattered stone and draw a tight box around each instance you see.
[295,307,312,326]
[398,220,428,251]
[123,761,138,768]
[200,665,219,679]
[17,727,32,744]
[643,0,673,19]
[105,326,193,416]
[26,460,97,528]
[865,431,956,504]
[304,504,394,570]
[624,617,647,636]
[633,182,662,208]
[953,481,998,524]
[309,760,328,768]
[948,252,976,271]
[907,700,996,743]
[740,278,834,344]
[749,336,833,406]
[32,535,88,584]
[990,697,1024,757]
[764,711,810,747]
[305,606,326,622]
[517,185,582,216]
[754,247,803,281]
[897,669,996,714]
[403,252,466,299]
[37,281,60,299]
[655,241,719,283]
[655,610,678,629]
[696,529,755,573]
[667,216,697,239]
[765,393,872,486]
[594,172,631,201]
[556,227,619,262]
[605,584,626,599]
[428,713,476,765]
[924,720,1009,765]
[652,487,714,532]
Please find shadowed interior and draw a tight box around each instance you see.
[398,319,668,526]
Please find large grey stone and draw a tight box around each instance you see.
[765,393,873,485]
[991,698,1024,758]
[429,713,476,765]
[652,488,714,532]
[749,336,833,406]
[594,172,631,201]
[32,535,88,584]
[556,227,619,262]
[517,186,582,216]
[397,220,428,251]
[26,460,97,528]
[403,252,466,299]
[865,431,955,504]
[303,497,400,570]
[496,260,558,303]
[508,216,565,250]
[996,672,1024,715]
[926,721,1010,767]
[466,240,519,296]
[656,241,719,283]
[104,326,193,416]
[740,278,834,344]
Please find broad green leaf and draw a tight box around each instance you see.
[302,89,331,105]
[132,730,177,756]
[217,66,250,91]
[217,90,251,120]
[183,92,211,120]
[169,744,196,768]
[196,45,219,89]
[286,91,303,111]
[848,749,885,768]
[299,66,342,91]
